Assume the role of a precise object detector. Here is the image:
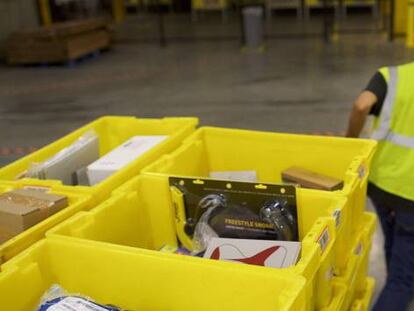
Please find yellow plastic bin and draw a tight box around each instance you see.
[0,238,307,311]
[0,181,92,265]
[139,127,376,273]
[333,212,375,311]
[320,281,347,311]
[49,174,342,311]
[0,116,198,204]
[350,277,376,311]
[355,212,376,294]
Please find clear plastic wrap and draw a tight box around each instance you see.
[37,285,124,311]
[191,195,297,254]
[191,194,224,254]
[26,130,99,185]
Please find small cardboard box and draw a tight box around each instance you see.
[87,135,167,185]
[0,189,67,243]
[282,166,343,191]
[204,238,301,268]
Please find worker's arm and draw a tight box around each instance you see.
[346,91,378,138]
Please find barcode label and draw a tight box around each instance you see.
[358,165,366,179]
[317,227,330,253]
[333,209,341,228]
[354,241,363,256]
[47,297,111,311]
[326,266,334,281]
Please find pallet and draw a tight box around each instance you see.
[10,17,111,41]
[7,29,111,66]
[6,17,112,66]
[21,50,104,68]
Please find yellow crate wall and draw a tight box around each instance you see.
[140,127,376,274]
[49,173,343,311]
[320,281,347,311]
[333,212,376,311]
[354,213,376,294]
[350,277,376,311]
[0,238,307,311]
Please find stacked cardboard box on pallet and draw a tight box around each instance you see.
[6,17,112,65]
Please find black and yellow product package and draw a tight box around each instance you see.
[169,177,298,252]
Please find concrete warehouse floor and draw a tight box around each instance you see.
[0,11,413,309]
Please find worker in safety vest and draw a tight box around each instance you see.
[347,62,414,311]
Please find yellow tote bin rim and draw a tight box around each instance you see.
[47,179,339,311]
[142,126,377,192]
[46,193,335,278]
[0,238,308,311]
[0,116,198,203]
[137,126,376,278]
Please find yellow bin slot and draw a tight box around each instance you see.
[320,281,347,311]
[333,237,364,310]
[355,212,376,294]
[49,174,341,311]
[334,199,376,277]
[0,181,92,265]
[333,213,375,311]
[139,127,376,272]
[350,277,376,311]
[0,238,307,311]
[0,116,198,204]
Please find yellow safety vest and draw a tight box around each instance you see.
[369,62,414,201]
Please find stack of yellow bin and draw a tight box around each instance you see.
[0,117,378,311]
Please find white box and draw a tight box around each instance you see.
[209,170,257,182]
[204,238,301,268]
[87,135,167,185]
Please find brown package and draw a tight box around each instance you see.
[282,167,344,191]
[0,189,67,243]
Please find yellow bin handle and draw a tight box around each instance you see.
[170,186,194,251]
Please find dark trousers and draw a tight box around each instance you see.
[369,183,414,311]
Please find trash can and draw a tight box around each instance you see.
[242,6,265,49]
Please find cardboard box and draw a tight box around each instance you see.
[87,136,167,185]
[0,189,67,243]
[204,238,301,268]
[282,166,343,191]
[0,227,13,245]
